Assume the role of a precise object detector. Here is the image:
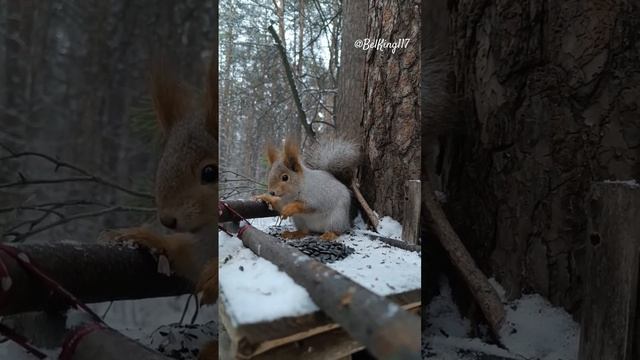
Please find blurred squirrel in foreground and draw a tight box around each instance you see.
[255,137,360,241]
[110,59,218,359]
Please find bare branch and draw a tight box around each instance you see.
[0,145,154,199]
[4,206,156,242]
[267,24,316,140]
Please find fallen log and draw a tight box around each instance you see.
[0,242,192,315]
[422,180,505,339]
[219,199,278,223]
[579,181,640,360]
[236,224,421,360]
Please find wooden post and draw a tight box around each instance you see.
[402,180,421,245]
[579,181,640,360]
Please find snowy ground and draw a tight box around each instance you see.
[219,215,421,326]
[0,287,217,358]
[423,277,580,360]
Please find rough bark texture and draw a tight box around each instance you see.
[446,0,640,315]
[360,0,421,221]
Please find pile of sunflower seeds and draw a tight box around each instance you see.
[285,238,355,263]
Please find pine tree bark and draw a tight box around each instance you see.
[335,0,367,139]
[359,0,421,221]
[445,0,640,315]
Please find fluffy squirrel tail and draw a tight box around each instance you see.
[305,137,360,184]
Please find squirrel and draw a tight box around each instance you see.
[255,137,360,241]
[109,59,218,360]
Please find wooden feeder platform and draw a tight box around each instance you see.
[218,214,422,360]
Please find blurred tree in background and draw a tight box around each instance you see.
[219,0,341,199]
[0,0,217,243]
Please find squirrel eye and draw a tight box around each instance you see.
[281,174,289,182]
[201,164,218,184]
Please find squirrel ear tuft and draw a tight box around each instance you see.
[266,143,279,165]
[283,138,302,173]
[151,59,188,136]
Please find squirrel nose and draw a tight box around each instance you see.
[269,191,275,196]
[160,215,177,230]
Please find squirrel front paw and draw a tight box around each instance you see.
[280,201,306,219]
[102,227,168,253]
[254,193,280,209]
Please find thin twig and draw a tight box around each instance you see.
[351,179,379,230]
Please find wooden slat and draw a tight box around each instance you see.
[401,180,421,245]
[579,181,640,360]
[220,291,420,359]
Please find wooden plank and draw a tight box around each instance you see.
[401,180,421,245]
[221,289,420,358]
[579,181,640,360]
[251,327,364,360]
[220,297,420,359]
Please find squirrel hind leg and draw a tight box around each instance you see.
[281,230,308,239]
[320,231,339,241]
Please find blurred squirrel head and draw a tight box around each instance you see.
[265,138,304,199]
[151,59,218,233]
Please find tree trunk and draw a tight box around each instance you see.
[335,0,367,138]
[359,0,421,221]
[446,0,640,315]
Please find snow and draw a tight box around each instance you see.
[369,216,404,240]
[424,277,580,360]
[328,232,421,297]
[219,230,319,325]
[218,215,421,325]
